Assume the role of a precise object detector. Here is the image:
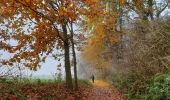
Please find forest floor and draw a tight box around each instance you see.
[0,79,124,100]
[85,80,124,100]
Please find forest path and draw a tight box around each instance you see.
[87,80,124,100]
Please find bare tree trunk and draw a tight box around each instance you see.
[70,22,78,90]
[62,22,73,89]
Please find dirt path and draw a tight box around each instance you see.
[86,80,124,100]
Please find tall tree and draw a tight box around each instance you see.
[81,0,125,73]
[69,22,78,90]
[0,0,79,89]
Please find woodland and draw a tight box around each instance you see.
[0,0,170,100]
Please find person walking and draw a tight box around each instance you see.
[91,74,95,83]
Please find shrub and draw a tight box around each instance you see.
[147,71,170,100]
[110,18,170,99]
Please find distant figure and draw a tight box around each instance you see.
[91,74,95,83]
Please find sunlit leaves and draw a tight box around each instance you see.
[82,0,123,69]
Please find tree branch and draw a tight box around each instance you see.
[156,0,170,18]
[14,0,65,42]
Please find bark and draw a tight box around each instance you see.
[62,22,73,89]
[70,22,78,90]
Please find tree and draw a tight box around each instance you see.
[125,0,170,20]
[81,0,124,71]
[69,22,78,90]
[0,0,79,89]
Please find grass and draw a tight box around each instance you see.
[77,79,92,87]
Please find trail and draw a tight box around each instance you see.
[87,80,124,100]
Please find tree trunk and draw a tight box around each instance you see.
[62,23,73,89]
[148,0,154,20]
[70,22,78,90]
